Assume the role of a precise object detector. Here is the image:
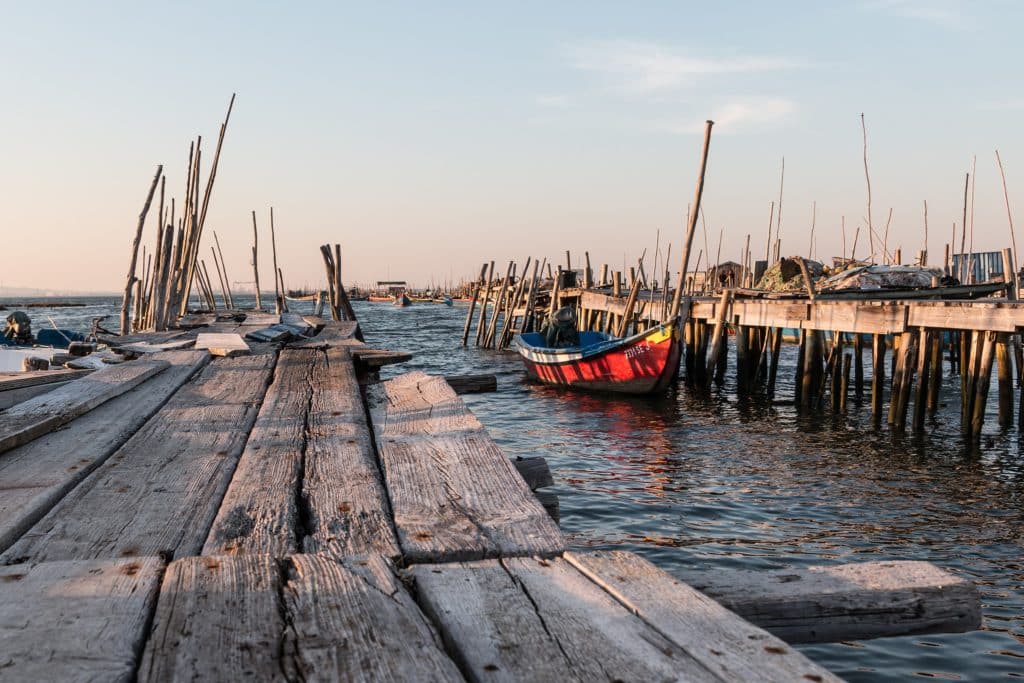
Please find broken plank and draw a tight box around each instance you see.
[177,313,217,328]
[203,350,314,557]
[675,559,982,643]
[194,332,250,357]
[1,354,274,564]
[565,551,840,681]
[0,359,169,455]
[240,311,281,326]
[0,351,210,554]
[138,554,283,682]
[284,554,462,681]
[0,557,164,682]
[367,371,563,563]
[413,556,723,682]
[0,368,90,391]
[303,347,400,559]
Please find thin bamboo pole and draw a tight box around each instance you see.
[121,165,162,334]
[669,120,714,321]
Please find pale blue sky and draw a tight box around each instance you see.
[2,1,1022,291]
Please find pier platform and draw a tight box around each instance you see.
[0,314,980,681]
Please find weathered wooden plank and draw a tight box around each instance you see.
[0,351,210,554]
[675,559,982,643]
[907,302,1021,332]
[368,371,564,563]
[177,313,217,328]
[565,551,841,681]
[138,554,283,682]
[804,302,908,335]
[303,347,400,559]
[0,380,72,411]
[117,339,196,354]
[203,350,314,557]
[0,557,164,682]
[96,330,189,346]
[413,556,726,682]
[194,332,251,357]
[288,320,360,348]
[2,355,274,564]
[444,373,498,394]
[0,359,169,455]
[730,300,810,329]
[0,368,90,391]
[241,311,281,326]
[243,324,293,342]
[284,554,462,681]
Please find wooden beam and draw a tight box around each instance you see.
[675,560,981,644]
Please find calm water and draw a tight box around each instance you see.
[6,296,1024,681]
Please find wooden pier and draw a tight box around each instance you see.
[0,312,981,681]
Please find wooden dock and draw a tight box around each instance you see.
[0,313,981,681]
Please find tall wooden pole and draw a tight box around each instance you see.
[669,120,714,321]
[121,165,162,334]
[270,207,282,314]
[251,210,262,310]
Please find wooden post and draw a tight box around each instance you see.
[270,207,282,314]
[584,252,593,289]
[333,244,357,324]
[913,328,930,432]
[927,332,943,414]
[767,328,782,398]
[830,336,843,412]
[704,289,731,389]
[872,334,886,421]
[213,231,234,309]
[840,352,852,412]
[854,334,865,398]
[485,261,514,348]
[971,331,997,436]
[1001,248,1017,300]
[461,263,488,346]
[474,261,496,347]
[996,333,1013,427]
[616,266,644,337]
[670,120,715,320]
[251,211,262,310]
[891,332,917,430]
[735,325,749,393]
[121,165,163,334]
[521,258,546,334]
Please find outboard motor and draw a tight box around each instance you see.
[3,311,33,345]
[543,306,579,348]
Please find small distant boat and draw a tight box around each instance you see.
[393,293,411,307]
[436,295,453,306]
[368,295,392,302]
[513,318,682,394]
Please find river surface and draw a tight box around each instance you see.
[5,296,1024,681]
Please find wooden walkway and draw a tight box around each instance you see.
[0,313,981,681]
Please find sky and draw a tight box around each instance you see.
[2,0,1023,292]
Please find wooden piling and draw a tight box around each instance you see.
[996,333,1013,427]
[121,166,163,334]
[840,353,852,412]
[474,262,495,347]
[461,263,488,346]
[971,331,997,436]
[251,211,262,311]
[871,334,886,421]
[704,289,731,389]
[913,328,931,432]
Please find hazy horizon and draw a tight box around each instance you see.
[3,1,1023,292]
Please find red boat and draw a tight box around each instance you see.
[513,319,682,394]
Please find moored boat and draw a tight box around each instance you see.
[513,318,682,394]
[393,293,411,307]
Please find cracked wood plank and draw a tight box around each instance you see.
[203,349,315,557]
[412,556,723,682]
[565,551,841,681]
[138,554,283,681]
[367,371,563,563]
[0,351,211,555]
[303,348,400,559]
[283,554,462,681]
[0,359,170,455]
[0,557,164,682]
[1,355,274,564]
[675,559,982,643]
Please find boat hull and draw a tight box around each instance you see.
[514,321,681,394]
